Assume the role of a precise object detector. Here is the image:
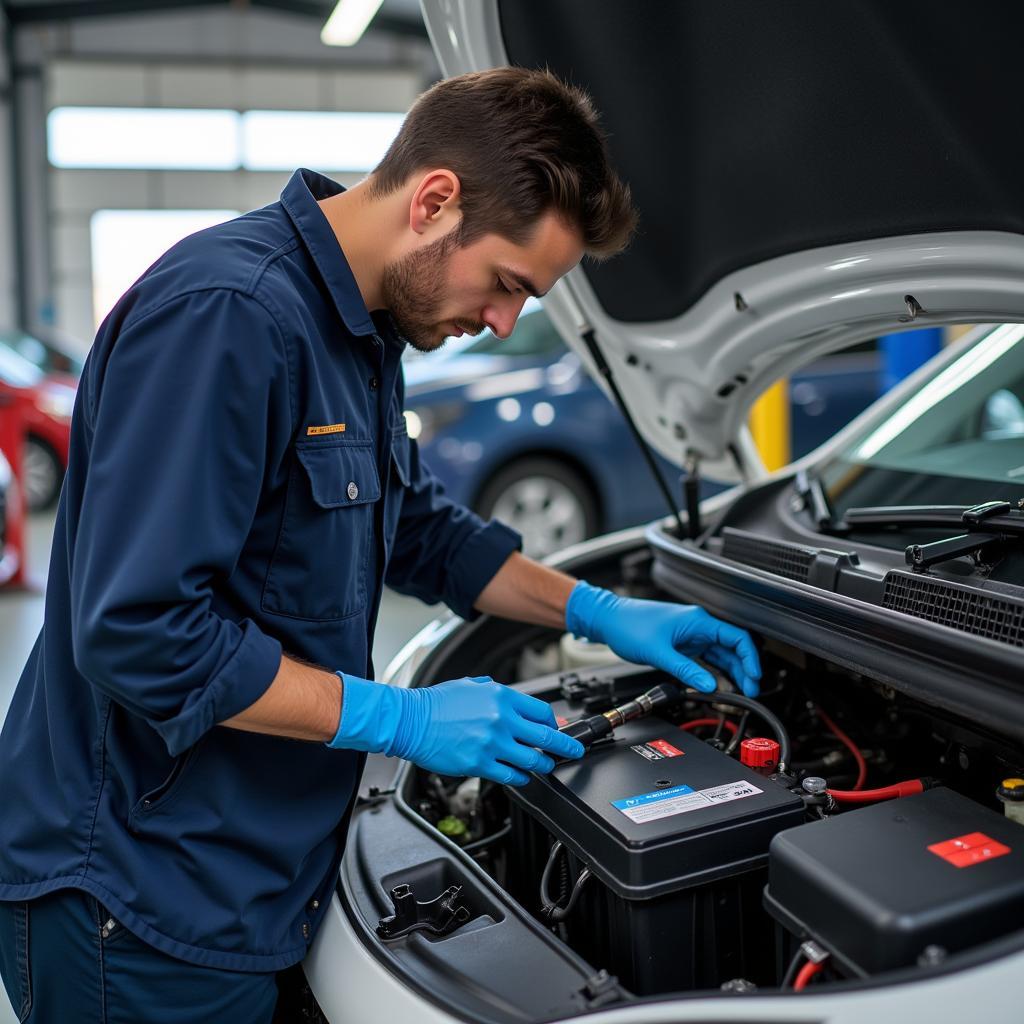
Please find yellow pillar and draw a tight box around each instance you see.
[946,324,976,344]
[748,378,791,472]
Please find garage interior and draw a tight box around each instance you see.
[3,3,1022,1021]
[0,0,443,723]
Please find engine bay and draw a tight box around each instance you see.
[405,599,1024,999]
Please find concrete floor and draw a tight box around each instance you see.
[0,512,440,1020]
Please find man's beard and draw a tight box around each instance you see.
[381,227,485,352]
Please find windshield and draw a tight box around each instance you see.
[460,302,563,359]
[407,297,554,365]
[822,323,1024,516]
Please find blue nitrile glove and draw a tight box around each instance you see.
[565,581,762,697]
[327,674,585,786]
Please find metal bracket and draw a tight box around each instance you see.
[559,671,616,710]
[376,883,471,941]
[576,970,622,1010]
[356,786,396,808]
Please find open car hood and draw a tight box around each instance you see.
[421,0,1024,481]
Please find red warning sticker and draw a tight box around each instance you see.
[630,739,685,761]
[649,739,684,758]
[928,832,1011,868]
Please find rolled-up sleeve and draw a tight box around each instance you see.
[71,289,291,756]
[384,433,521,620]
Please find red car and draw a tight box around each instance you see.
[0,448,17,586]
[0,343,75,511]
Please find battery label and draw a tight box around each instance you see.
[611,780,763,824]
[630,739,685,761]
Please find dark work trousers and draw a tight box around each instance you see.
[0,889,279,1023]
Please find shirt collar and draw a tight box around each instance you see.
[280,168,377,337]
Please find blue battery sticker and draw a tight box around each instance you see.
[611,785,695,810]
[612,780,762,824]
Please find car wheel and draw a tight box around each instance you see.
[23,435,63,511]
[477,457,599,560]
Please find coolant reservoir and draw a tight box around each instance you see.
[559,631,619,670]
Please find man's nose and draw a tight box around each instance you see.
[483,296,528,339]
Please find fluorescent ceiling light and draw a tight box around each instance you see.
[241,110,403,172]
[321,0,385,46]
[48,107,240,170]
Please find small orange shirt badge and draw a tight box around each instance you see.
[306,423,346,436]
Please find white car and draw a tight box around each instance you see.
[301,3,1024,1021]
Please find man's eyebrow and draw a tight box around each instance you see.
[500,268,546,298]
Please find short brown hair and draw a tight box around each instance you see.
[370,67,636,260]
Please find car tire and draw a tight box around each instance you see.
[476,456,600,560]
[24,435,64,511]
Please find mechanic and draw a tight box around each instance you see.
[0,68,761,1022]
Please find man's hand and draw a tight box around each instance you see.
[566,581,761,696]
[328,674,585,786]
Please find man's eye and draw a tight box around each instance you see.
[496,278,511,295]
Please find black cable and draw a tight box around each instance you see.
[539,840,564,913]
[684,690,791,768]
[461,821,511,853]
[781,948,805,989]
[557,845,570,904]
[545,868,592,923]
[724,710,751,755]
[711,715,727,744]
[539,841,592,922]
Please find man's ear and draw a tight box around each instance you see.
[409,170,462,235]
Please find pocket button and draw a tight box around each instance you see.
[346,481,359,500]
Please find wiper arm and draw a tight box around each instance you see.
[839,500,1024,572]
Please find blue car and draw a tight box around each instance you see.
[403,304,879,558]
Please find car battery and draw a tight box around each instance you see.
[764,786,1024,976]
[506,711,805,994]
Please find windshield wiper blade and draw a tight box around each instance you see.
[840,501,1024,536]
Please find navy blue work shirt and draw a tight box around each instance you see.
[0,169,521,971]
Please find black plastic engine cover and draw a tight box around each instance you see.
[509,714,805,899]
[765,787,1024,975]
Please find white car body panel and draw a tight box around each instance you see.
[307,885,1022,1024]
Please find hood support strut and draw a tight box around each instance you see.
[579,328,686,538]
[684,455,702,540]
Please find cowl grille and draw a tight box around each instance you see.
[883,571,1024,647]
[721,528,815,583]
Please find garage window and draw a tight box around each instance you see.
[241,111,403,172]
[48,107,403,173]
[48,108,241,170]
[90,210,240,328]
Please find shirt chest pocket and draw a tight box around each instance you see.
[262,441,381,621]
